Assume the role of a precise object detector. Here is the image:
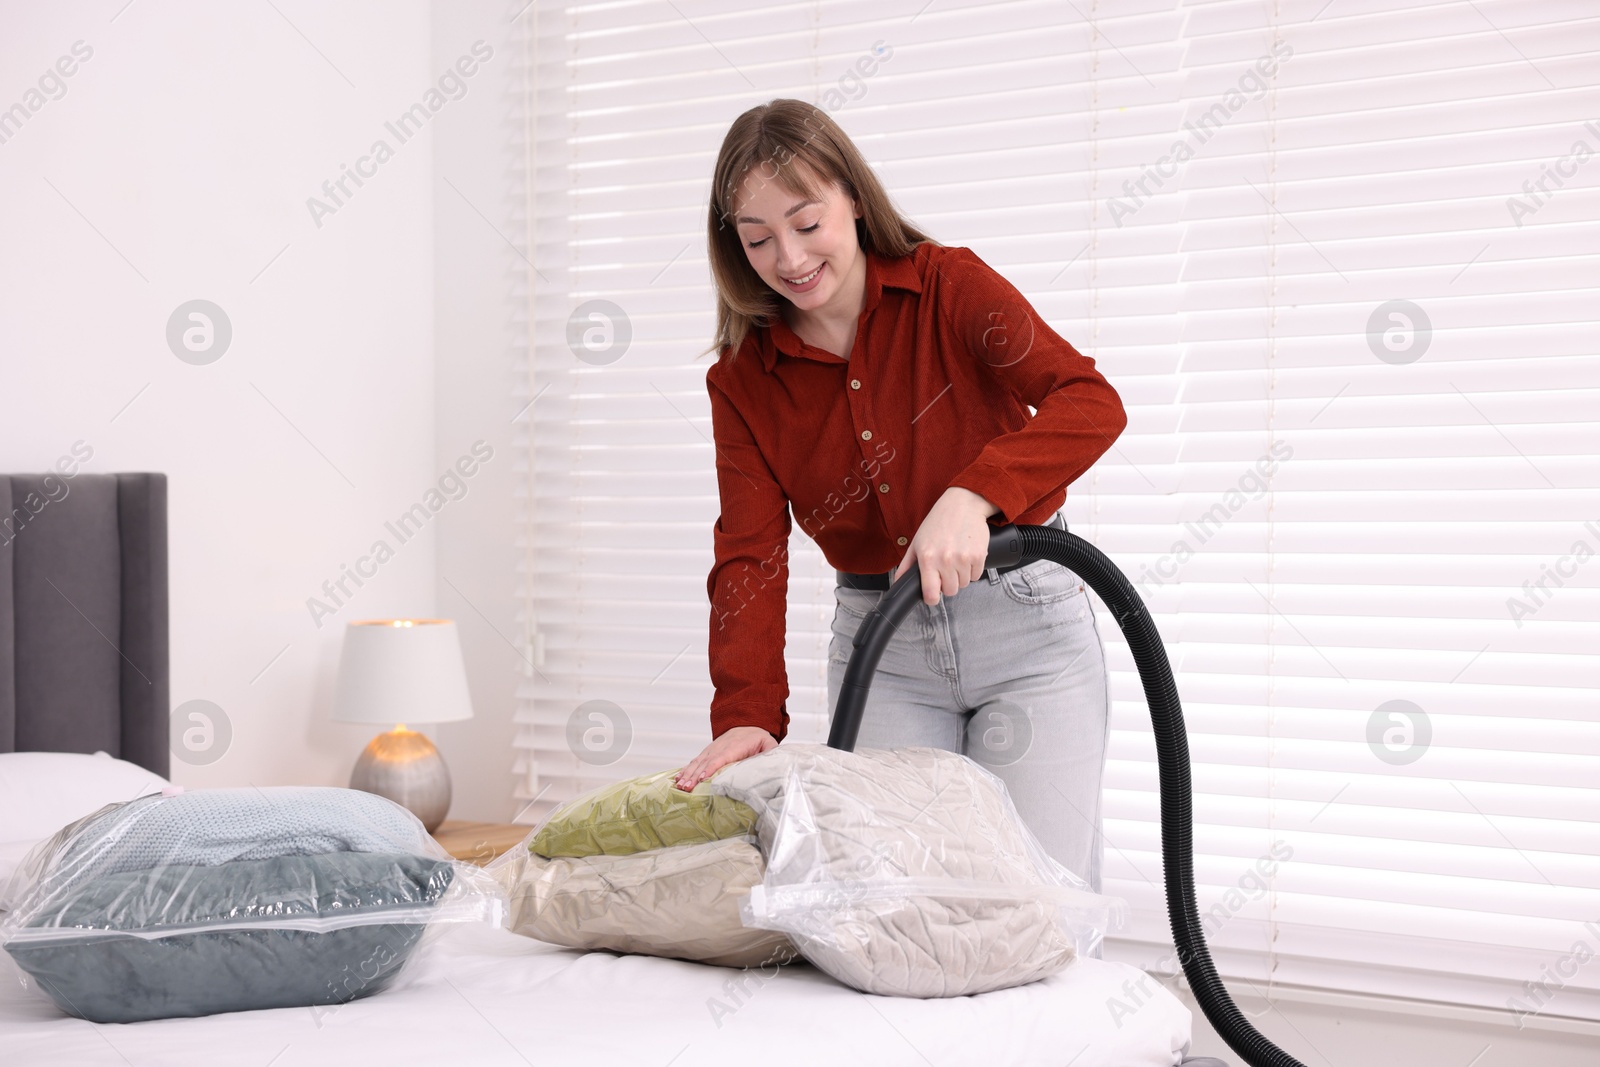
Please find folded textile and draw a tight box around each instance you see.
[5,851,455,1022]
[0,787,505,1022]
[35,786,430,887]
[496,835,797,969]
[701,744,1122,997]
[526,768,757,859]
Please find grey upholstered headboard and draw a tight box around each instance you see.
[0,473,169,776]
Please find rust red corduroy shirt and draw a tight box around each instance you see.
[704,241,1127,742]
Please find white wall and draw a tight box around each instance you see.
[0,1,449,792]
[427,0,522,822]
[1,0,522,820]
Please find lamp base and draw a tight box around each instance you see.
[349,728,452,833]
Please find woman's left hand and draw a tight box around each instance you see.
[892,487,1001,605]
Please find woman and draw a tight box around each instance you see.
[671,99,1127,896]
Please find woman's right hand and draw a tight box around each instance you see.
[673,725,777,792]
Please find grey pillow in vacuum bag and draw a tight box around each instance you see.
[3,850,454,1023]
[0,787,506,1023]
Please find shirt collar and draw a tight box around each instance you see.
[758,247,924,372]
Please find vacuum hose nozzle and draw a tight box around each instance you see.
[826,523,1308,1067]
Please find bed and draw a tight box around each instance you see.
[0,471,1200,1066]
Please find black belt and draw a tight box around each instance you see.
[836,512,1067,591]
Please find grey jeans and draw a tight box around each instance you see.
[825,537,1112,898]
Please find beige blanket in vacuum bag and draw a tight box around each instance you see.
[702,743,1117,997]
[494,835,797,969]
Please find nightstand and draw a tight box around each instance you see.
[430,820,530,866]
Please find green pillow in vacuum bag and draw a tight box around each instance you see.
[527,768,757,858]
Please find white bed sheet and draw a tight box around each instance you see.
[0,923,1192,1067]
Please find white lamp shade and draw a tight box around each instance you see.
[332,619,473,725]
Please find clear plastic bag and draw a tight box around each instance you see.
[495,766,758,860]
[705,743,1126,997]
[490,830,799,968]
[0,786,505,1022]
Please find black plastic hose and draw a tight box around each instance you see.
[826,523,1307,1067]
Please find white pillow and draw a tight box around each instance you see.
[0,841,38,888]
[0,752,169,882]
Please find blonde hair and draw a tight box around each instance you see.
[702,99,936,362]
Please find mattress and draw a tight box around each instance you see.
[0,921,1192,1066]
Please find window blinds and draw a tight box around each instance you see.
[514,0,1600,1020]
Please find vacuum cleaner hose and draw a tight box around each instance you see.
[826,523,1307,1067]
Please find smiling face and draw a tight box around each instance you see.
[732,164,865,321]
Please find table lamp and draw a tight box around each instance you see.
[332,618,473,832]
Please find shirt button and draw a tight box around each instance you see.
[861,429,873,441]
[896,536,907,546]
[878,483,890,493]
[850,379,861,390]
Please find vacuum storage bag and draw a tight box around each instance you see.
[487,768,798,968]
[492,833,798,968]
[518,766,759,859]
[0,786,505,1022]
[701,744,1126,997]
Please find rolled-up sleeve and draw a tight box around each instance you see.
[937,247,1128,525]
[705,372,792,741]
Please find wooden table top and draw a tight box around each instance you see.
[431,819,531,866]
